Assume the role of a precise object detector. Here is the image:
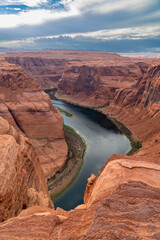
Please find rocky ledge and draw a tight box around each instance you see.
[0,154,159,239]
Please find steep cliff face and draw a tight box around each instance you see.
[0,51,159,239]
[0,116,53,222]
[5,51,159,162]
[58,61,149,106]
[57,61,160,160]
[0,59,68,179]
[59,64,100,96]
[4,51,151,92]
[5,56,68,89]
[5,51,159,161]
[140,65,160,114]
[115,64,160,110]
[0,154,160,239]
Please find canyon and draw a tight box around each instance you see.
[0,58,68,180]
[0,50,159,239]
[6,51,160,159]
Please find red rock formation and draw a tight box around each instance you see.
[56,59,160,161]
[107,64,160,160]
[3,50,159,181]
[140,65,160,112]
[58,61,148,99]
[0,116,53,222]
[5,56,68,89]
[0,155,160,239]
[0,59,68,179]
[0,50,159,239]
[5,50,155,91]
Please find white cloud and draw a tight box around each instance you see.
[0,24,159,48]
[45,25,160,40]
[0,7,79,28]
[0,39,34,47]
[0,0,156,29]
[60,0,153,14]
[0,0,48,7]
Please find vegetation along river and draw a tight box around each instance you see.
[52,99,131,210]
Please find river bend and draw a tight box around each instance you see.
[52,100,131,210]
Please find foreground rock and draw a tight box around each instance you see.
[0,116,53,222]
[0,154,160,239]
[0,59,68,179]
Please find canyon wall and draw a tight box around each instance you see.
[58,61,149,106]
[5,56,68,89]
[0,116,53,222]
[0,50,159,239]
[55,56,160,161]
[0,59,68,179]
[5,50,152,90]
[105,64,160,160]
[0,154,160,239]
[4,50,160,171]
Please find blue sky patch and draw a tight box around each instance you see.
[0,5,29,14]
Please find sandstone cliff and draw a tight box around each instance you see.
[0,59,68,179]
[4,50,160,184]
[58,61,149,106]
[56,60,160,161]
[139,65,160,113]
[5,56,68,89]
[1,50,159,239]
[0,116,53,222]
[107,64,160,160]
[5,50,153,91]
[0,154,160,239]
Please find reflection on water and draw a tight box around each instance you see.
[52,100,131,210]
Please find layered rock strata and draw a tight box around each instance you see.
[0,59,68,179]
[5,50,158,90]
[0,116,53,222]
[0,50,159,239]
[5,51,159,160]
[5,56,68,89]
[0,155,160,239]
[56,62,160,160]
[58,61,148,99]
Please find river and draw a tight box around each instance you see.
[52,99,131,210]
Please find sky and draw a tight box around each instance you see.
[0,0,159,52]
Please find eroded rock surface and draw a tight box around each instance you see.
[0,116,53,222]
[58,61,148,99]
[83,181,160,240]
[5,56,68,89]
[0,155,160,239]
[1,50,159,239]
[0,59,68,179]
[5,51,160,160]
[5,50,155,91]
[56,61,160,160]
